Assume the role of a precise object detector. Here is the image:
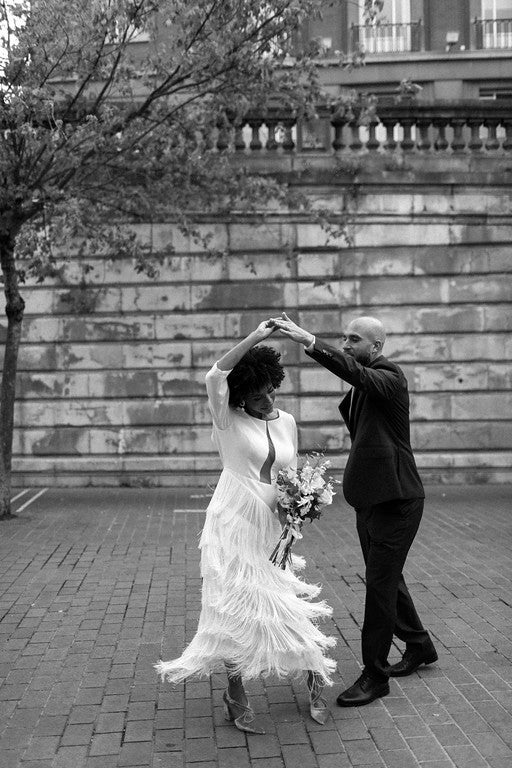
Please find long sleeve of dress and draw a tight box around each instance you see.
[205,362,232,430]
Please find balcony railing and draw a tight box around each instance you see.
[351,21,423,53]
[474,17,512,49]
[219,102,512,156]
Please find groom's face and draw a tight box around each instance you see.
[341,322,375,366]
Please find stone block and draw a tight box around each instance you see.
[296,223,346,249]
[56,343,124,370]
[448,275,512,303]
[296,253,339,280]
[121,285,190,312]
[59,316,155,342]
[450,223,512,245]
[451,393,512,420]
[159,427,214,454]
[227,252,294,281]
[358,193,416,215]
[298,426,349,452]
[106,255,192,284]
[156,370,206,397]
[17,345,58,371]
[487,247,512,272]
[487,363,512,389]
[298,368,345,394]
[229,222,296,252]
[414,306,485,333]
[298,396,343,423]
[411,363,489,392]
[123,342,192,369]
[21,317,61,343]
[353,222,451,248]
[451,334,506,361]
[359,276,444,306]
[88,372,159,398]
[17,372,90,399]
[385,334,451,362]
[410,421,512,450]
[412,192,453,215]
[191,281,285,311]
[89,428,156,454]
[16,428,90,455]
[16,289,54,315]
[130,222,229,254]
[413,244,490,275]
[52,287,122,314]
[297,279,358,308]
[410,393,452,421]
[297,309,342,336]
[155,313,227,341]
[340,249,414,277]
[484,306,512,331]
[124,400,193,426]
[15,399,124,428]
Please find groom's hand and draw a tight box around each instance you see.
[269,313,315,347]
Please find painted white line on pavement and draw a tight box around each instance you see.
[11,488,32,503]
[14,488,49,513]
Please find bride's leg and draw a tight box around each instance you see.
[307,670,329,725]
[223,663,265,734]
[225,664,248,707]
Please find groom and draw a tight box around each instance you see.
[271,313,437,706]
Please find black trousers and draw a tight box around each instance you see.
[356,497,433,681]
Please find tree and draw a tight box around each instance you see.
[0,0,371,518]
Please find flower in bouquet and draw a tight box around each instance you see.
[269,454,337,569]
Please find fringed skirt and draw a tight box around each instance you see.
[155,468,336,684]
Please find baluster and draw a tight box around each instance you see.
[332,120,346,153]
[233,121,246,152]
[382,120,397,151]
[266,121,278,151]
[281,119,295,152]
[366,120,380,151]
[417,120,431,151]
[249,120,263,151]
[484,120,500,151]
[216,117,229,151]
[502,120,512,152]
[400,120,415,151]
[433,121,448,151]
[467,120,483,151]
[450,119,466,153]
[349,122,363,151]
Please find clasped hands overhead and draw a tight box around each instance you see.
[266,313,315,347]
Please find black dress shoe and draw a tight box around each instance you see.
[336,671,390,707]
[388,648,438,677]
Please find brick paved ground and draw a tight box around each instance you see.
[0,485,511,768]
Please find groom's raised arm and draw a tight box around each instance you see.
[270,314,400,398]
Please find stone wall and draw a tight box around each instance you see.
[2,160,512,487]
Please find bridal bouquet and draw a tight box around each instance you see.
[269,454,337,570]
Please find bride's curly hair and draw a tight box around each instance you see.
[227,345,285,407]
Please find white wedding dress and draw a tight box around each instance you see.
[155,362,336,683]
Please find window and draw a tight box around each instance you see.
[480,0,512,48]
[359,0,412,53]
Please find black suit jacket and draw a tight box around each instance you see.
[306,339,424,509]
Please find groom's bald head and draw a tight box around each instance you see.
[342,316,386,365]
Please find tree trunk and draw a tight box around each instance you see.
[0,232,24,520]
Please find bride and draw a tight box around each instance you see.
[155,320,336,733]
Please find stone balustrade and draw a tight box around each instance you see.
[223,101,512,156]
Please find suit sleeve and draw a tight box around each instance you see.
[306,338,402,400]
